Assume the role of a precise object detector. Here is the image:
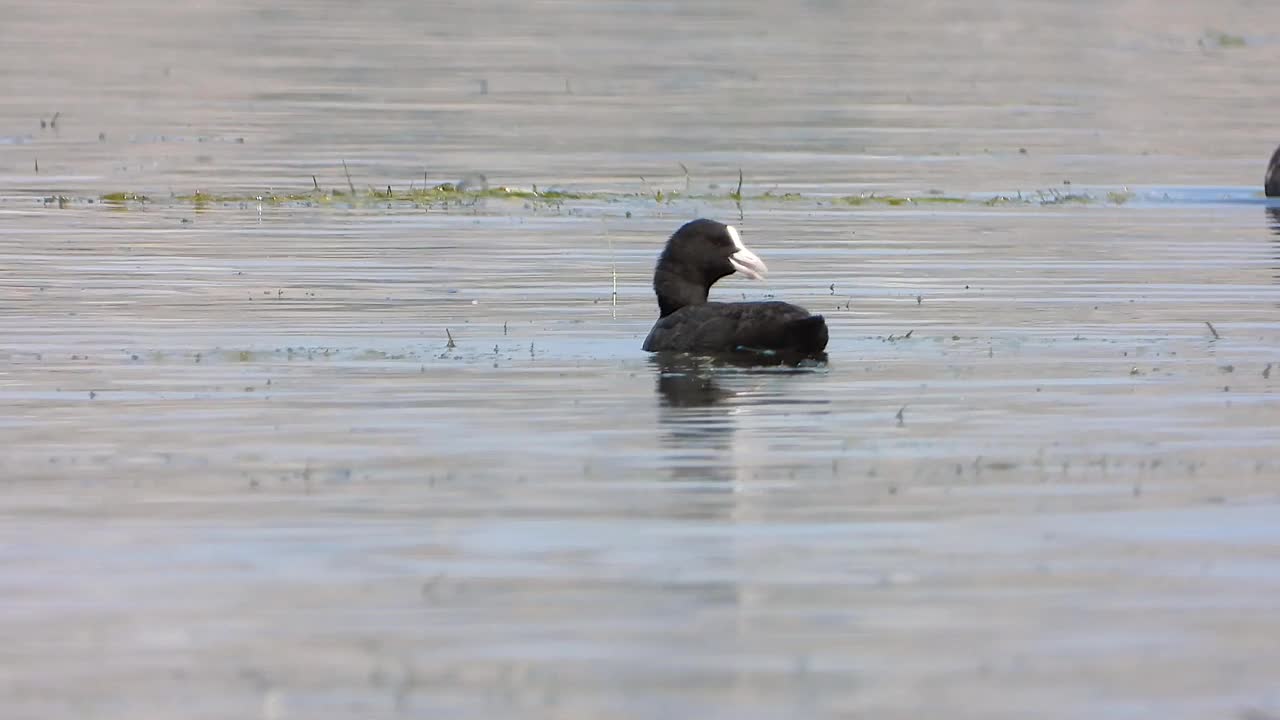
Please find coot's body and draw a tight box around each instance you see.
[645,301,827,354]
[642,219,828,357]
[1267,144,1280,198]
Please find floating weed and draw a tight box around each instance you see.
[163,184,605,209]
[1041,192,1093,205]
[1106,190,1135,205]
[356,349,408,360]
[93,182,1136,212]
[982,188,1135,207]
[1201,30,1246,48]
[101,191,149,204]
[176,190,332,206]
[839,193,966,206]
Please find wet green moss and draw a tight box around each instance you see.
[1203,30,1246,48]
[95,183,1136,211]
[177,190,332,205]
[982,188,1132,206]
[404,184,598,203]
[151,184,607,208]
[101,191,149,203]
[839,194,966,206]
[1043,193,1093,205]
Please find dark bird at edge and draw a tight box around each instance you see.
[1266,144,1280,197]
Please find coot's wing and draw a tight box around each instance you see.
[643,304,742,352]
[731,302,815,349]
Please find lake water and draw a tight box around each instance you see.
[3,1,1280,718]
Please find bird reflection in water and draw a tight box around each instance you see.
[653,351,827,408]
[1267,207,1280,283]
[651,353,829,485]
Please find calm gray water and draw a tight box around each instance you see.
[3,1,1280,719]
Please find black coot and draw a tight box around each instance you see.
[642,219,828,357]
[1267,145,1280,197]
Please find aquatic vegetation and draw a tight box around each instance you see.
[982,187,1136,206]
[163,183,606,209]
[1201,30,1246,48]
[840,193,966,206]
[87,181,1142,213]
[101,191,149,204]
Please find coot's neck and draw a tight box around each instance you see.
[654,267,712,317]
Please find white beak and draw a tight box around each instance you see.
[726,225,768,281]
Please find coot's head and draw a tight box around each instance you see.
[653,219,768,317]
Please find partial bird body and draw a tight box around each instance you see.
[644,301,828,355]
[1267,144,1280,198]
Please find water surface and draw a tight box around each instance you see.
[3,1,1280,718]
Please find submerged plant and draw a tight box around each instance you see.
[1201,30,1246,48]
[88,179,1136,213]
